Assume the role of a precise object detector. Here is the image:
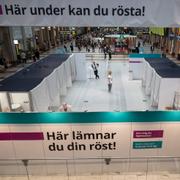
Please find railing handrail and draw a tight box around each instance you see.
[0,156,180,161]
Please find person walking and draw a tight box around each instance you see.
[91,61,99,79]
[138,41,141,48]
[32,54,36,62]
[108,49,112,60]
[150,44,154,54]
[143,39,146,46]
[0,56,8,69]
[35,49,40,60]
[70,43,74,52]
[91,42,95,52]
[107,70,113,92]
[64,44,68,53]
[104,46,107,59]
[21,51,26,64]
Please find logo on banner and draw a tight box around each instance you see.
[133,130,164,149]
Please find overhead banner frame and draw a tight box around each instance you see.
[0,0,180,27]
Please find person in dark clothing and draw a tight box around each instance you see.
[77,44,81,52]
[32,54,36,62]
[70,43,74,52]
[91,43,95,52]
[150,45,154,54]
[35,49,40,60]
[108,49,112,60]
[91,61,99,79]
[135,47,139,53]
[17,54,21,64]
[143,39,146,46]
[64,45,68,53]
[162,52,166,58]
[0,57,8,69]
[104,52,107,59]
[138,41,141,48]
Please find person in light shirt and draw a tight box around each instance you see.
[107,70,113,92]
[59,102,72,112]
[21,51,26,63]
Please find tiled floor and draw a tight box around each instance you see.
[62,57,149,112]
[1,173,180,180]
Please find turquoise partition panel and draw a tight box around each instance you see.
[0,111,179,124]
[129,54,162,58]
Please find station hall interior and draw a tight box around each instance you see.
[0,27,180,112]
[0,25,180,180]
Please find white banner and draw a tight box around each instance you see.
[1,122,180,159]
[0,0,180,27]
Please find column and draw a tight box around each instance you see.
[21,27,27,51]
[44,27,51,49]
[31,27,37,50]
[39,28,45,51]
[173,28,179,56]
[56,27,60,46]
[50,27,56,47]
[2,27,17,64]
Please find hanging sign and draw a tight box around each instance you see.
[0,0,180,26]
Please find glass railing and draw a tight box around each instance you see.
[0,157,180,179]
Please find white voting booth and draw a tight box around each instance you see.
[129,57,180,110]
[129,58,144,80]
[0,53,87,112]
[141,59,180,109]
[150,72,180,110]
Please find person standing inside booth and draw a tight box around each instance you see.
[91,61,100,79]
